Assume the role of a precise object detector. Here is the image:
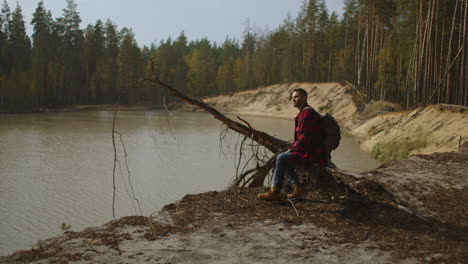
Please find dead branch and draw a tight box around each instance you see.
[235,135,249,178]
[111,80,144,218]
[144,60,288,154]
[237,116,253,129]
[138,59,433,223]
[143,60,356,193]
[287,199,300,216]
[117,123,143,216]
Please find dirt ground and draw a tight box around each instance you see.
[1,151,466,264]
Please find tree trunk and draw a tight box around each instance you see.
[461,0,467,106]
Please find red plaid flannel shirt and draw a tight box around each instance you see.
[289,105,327,167]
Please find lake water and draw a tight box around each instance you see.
[0,111,379,255]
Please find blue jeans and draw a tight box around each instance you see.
[272,152,299,190]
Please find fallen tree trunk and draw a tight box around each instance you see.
[144,62,291,188]
[145,64,288,154]
[144,61,353,194]
[142,61,439,223]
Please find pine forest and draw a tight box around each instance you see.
[0,0,467,113]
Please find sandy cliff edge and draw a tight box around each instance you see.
[178,82,467,156]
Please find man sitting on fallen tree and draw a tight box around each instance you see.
[258,88,327,200]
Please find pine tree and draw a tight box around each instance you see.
[9,2,31,72]
[240,28,256,89]
[84,19,105,103]
[296,0,319,81]
[172,32,189,94]
[61,0,84,104]
[341,0,360,82]
[2,0,467,111]
[278,14,296,83]
[103,19,120,103]
[7,2,31,111]
[152,32,190,98]
[31,0,54,106]
[0,0,10,111]
[315,0,329,81]
[62,0,82,48]
[216,37,240,92]
[118,27,142,103]
[185,38,217,95]
[0,0,10,76]
[326,12,340,81]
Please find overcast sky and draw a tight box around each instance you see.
[7,0,344,47]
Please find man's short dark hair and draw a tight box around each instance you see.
[292,88,307,98]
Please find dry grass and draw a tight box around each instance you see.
[318,100,334,113]
[359,101,401,121]
[371,139,428,162]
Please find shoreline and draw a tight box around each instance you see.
[4,81,467,160]
[3,81,467,158]
[0,104,165,114]
[4,81,465,159]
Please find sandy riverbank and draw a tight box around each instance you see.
[178,82,359,129]
[179,82,467,157]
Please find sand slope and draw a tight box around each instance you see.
[352,105,468,154]
[183,82,467,156]
[182,82,359,130]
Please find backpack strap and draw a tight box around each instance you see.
[301,104,312,112]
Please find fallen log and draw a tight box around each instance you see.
[143,61,356,196]
[145,63,288,155]
[138,60,461,229]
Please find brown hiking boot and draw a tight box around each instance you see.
[287,184,306,199]
[258,187,282,201]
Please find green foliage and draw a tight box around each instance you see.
[185,38,217,96]
[371,139,428,162]
[118,27,143,103]
[60,223,71,231]
[9,3,31,72]
[0,0,466,112]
